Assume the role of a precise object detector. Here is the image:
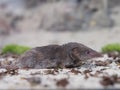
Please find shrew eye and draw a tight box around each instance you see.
[86,51,90,54]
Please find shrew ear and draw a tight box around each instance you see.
[69,47,80,63]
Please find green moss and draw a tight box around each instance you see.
[101,43,120,53]
[2,44,31,55]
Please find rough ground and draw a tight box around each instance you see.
[0,54,120,89]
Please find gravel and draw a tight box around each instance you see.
[0,55,120,89]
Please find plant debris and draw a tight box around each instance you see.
[0,53,19,59]
[95,60,112,66]
[0,68,18,76]
[115,59,120,65]
[44,69,59,75]
[83,70,92,79]
[6,69,18,75]
[100,75,120,87]
[107,52,120,59]
[56,78,69,87]
[83,70,92,74]
[70,69,81,75]
[89,71,101,78]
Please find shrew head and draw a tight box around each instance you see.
[64,42,102,67]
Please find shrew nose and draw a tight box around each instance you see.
[90,51,103,58]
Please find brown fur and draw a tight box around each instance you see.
[16,42,102,69]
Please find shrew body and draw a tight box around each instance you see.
[16,42,102,69]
